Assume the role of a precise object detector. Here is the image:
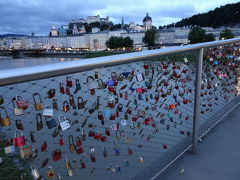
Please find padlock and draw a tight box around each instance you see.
[126,107,132,114]
[81,160,86,169]
[36,113,43,131]
[81,129,86,141]
[46,117,58,129]
[66,86,71,95]
[105,128,111,136]
[12,98,24,116]
[98,111,104,120]
[87,76,98,95]
[124,91,128,100]
[4,139,15,154]
[110,114,116,120]
[75,136,82,147]
[52,99,58,110]
[47,167,55,179]
[30,131,35,143]
[47,89,56,99]
[15,120,24,131]
[43,105,53,117]
[33,93,43,111]
[77,96,87,109]
[0,95,4,105]
[107,80,115,86]
[114,141,120,156]
[52,149,62,161]
[63,101,70,112]
[58,115,70,131]
[139,157,144,163]
[31,166,40,180]
[13,130,25,147]
[59,83,65,94]
[66,158,72,169]
[88,130,95,137]
[19,141,32,159]
[15,96,28,110]
[128,148,133,155]
[68,135,75,153]
[74,79,81,94]
[69,95,76,109]
[90,153,96,162]
[136,73,144,81]
[98,79,106,89]
[59,135,64,146]
[111,72,118,81]
[0,106,11,127]
[41,141,47,152]
[67,169,74,176]
[66,76,73,87]
[76,146,84,154]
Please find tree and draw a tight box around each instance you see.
[106,36,133,49]
[143,28,158,46]
[220,29,234,39]
[188,27,206,44]
[205,33,215,42]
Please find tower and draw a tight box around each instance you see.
[143,13,152,30]
[121,17,124,29]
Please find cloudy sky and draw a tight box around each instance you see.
[0,0,239,35]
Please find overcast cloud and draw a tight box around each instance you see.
[0,0,238,35]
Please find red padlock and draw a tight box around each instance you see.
[66,86,71,95]
[81,160,86,168]
[59,83,65,94]
[76,147,84,154]
[132,116,138,122]
[94,133,101,140]
[105,128,110,136]
[88,130,95,137]
[41,141,47,152]
[47,89,56,99]
[90,153,96,162]
[163,144,168,149]
[109,114,116,120]
[52,149,61,161]
[100,135,107,142]
[13,130,25,147]
[66,76,73,88]
[143,64,149,70]
[76,137,82,147]
[15,96,28,110]
[183,99,188,104]
[98,111,104,120]
[59,135,64,146]
[126,107,132,114]
[108,86,115,93]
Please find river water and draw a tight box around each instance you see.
[0,56,81,70]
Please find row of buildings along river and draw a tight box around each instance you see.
[1,13,240,51]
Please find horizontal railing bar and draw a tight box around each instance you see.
[0,38,240,86]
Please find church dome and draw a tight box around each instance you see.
[143,13,152,22]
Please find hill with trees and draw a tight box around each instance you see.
[162,2,240,28]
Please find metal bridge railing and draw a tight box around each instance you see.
[0,38,239,180]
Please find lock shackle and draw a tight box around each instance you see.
[15,95,24,101]
[33,93,43,104]
[44,105,52,110]
[0,106,9,118]
[66,76,71,81]
[15,130,23,137]
[87,76,95,82]
[63,101,69,106]
[58,115,67,123]
[76,136,81,143]
[12,98,17,108]
[69,95,75,101]
[77,96,83,103]
[68,135,74,145]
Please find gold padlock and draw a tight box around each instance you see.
[33,93,43,111]
[0,106,11,127]
[65,158,72,169]
[19,142,32,159]
[47,168,55,179]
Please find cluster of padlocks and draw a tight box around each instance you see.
[0,45,239,180]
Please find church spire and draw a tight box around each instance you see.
[121,17,124,29]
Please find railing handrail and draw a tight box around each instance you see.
[0,38,240,86]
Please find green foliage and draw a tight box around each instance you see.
[143,28,158,46]
[166,2,240,28]
[106,36,133,49]
[220,29,235,39]
[205,33,215,42]
[188,27,216,44]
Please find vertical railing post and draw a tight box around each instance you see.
[192,48,203,154]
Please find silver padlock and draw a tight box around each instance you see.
[43,105,53,117]
[12,98,24,116]
[31,165,40,179]
[87,76,98,90]
[58,115,70,131]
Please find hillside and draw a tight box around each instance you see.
[173,2,240,28]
